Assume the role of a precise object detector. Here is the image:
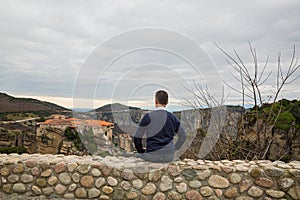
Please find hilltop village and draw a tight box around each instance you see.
[0,114,135,156]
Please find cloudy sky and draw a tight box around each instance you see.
[1,0,300,110]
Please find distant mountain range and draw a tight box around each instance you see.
[94,103,141,113]
[0,92,146,122]
[0,92,70,114]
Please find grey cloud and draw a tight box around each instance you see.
[0,0,299,108]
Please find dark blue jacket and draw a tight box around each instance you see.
[133,109,186,153]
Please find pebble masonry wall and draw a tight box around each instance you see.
[0,154,299,200]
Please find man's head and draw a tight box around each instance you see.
[155,90,168,107]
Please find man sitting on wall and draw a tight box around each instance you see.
[134,90,186,163]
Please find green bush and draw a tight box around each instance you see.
[98,150,111,157]
[63,127,83,150]
[0,146,28,154]
[275,111,296,130]
[88,143,97,153]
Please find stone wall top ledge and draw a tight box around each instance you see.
[0,153,299,171]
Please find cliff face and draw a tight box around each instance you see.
[179,106,245,160]
[179,103,300,161]
[0,122,36,153]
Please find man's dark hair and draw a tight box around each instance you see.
[155,90,168,105]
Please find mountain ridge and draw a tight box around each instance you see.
[0,92,70,113]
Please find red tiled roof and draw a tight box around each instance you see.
[42,118,113,127]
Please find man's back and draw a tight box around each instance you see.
[140,109,180,152]
[133,90,186,162]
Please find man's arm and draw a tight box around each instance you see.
[133,114,150,153]
[175,124,186,150]
[133,126,146,153]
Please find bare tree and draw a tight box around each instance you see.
[184,43,300,161]
[216,43,300,160]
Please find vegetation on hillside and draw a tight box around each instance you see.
[64,127,84,151]
[0,146,28,154]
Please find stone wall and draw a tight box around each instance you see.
[0,154,299,200]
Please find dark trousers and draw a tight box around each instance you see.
[137,150,174,163]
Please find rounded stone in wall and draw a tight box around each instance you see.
[278,177,294,190]
[36,178,47,187]
[120,181,131,191]
[8,174,19,183]
[176,182,187,194]
[77,164,91,174]
[91,168,101,177]
[107,176,118,186]
[64,193,75,199]
[95,177,106,188]
[149,170,161,182]
[181,169,197,180]
[189,180,202,189]
[168,190,182,200]
[67,162,78,172]
[31,185,41,195]
[214,189,222,197]
[160,175,173,192]
[239,180,251,193]
[75,187,87,198]
[229,173,242,184]
[72,173,80,183]
[41,169,52,177]
[80,175,94,188]
[68,183,77,192]
[3,184,12,194]
[112,188,125,200]
[248,186,263,197]
[12,183,26,193]
[174,177,183,183]
[142,183,156,195]
[31,167,40,176]
[20,174,34,183]
[40,161,50,170]
[121,169,134,180]
[186,190,202,200]
[132,179,143,189]
[264,167,284,177]
[288,186,300,200]
[200,186,213,197]
[289,169,300,177]
[55,184,67,195]
[54,162,67,173]
[255,177,273,188]
[224,187,238,198]
[265,190,285,198]
[153,192,166,200]
[12,164,24,174]
[88,188,101,198]
[47,176,58,186]
[249,167,261,178]
[59,172,71,185]
[0,167,10,176]
[25,160,37,168]
[102,186,114,194]
[208,175,229,188]
[126,191,138,199]
[236,196,253,200]
[168,165,181,177]
[42,187,54,196]
[198,169,211,180]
